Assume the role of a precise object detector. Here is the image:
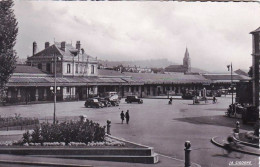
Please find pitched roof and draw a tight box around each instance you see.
[13,64,46,74]
[7,75,143,87]
[54,42,97,62]
[124,72,210,84]
[250,27,260,34]
[234,69,249,77]
[28,42,97,63]
[202,74,250,81]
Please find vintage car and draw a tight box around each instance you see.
[96,97,112,107]
[102,92,120,106]
[125,96,143,104]
[84,98,104,108]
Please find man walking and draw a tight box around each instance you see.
[125,110,130,124]
[120,111,125,124]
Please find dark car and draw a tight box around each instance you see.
[182,93,194,99]
[97,97,112,107]
[85,98,104,108]
[125,96,143,104]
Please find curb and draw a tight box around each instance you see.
[233,135,259,148]
[0,159,92,167]
[211,136,260,156]
[107,135,151,148]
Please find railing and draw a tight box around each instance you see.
[0,117,39,131]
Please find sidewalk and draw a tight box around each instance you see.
[0,154,199,167]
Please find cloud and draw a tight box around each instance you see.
[13,1,260,72]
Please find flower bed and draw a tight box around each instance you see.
[1,136,125,147]
[20,120,106,146]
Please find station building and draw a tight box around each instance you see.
[4,41,250,104]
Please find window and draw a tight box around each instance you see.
[91,65,94,74]
[67,64,71,73]
[76,64,79,73]
[66,87,70,93]
[46,63,51,72]
[37,63,42,70]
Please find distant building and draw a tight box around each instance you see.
[234,69,249,77]
[27,41,98,77]
[165,48,191,73]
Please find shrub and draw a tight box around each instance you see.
[26,119,105,145]
[22,130,30,144]
[31,125,41,143]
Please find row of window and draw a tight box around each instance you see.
[37,63,95,74]
[66,64,95,74]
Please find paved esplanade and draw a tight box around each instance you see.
[0,96,258,167]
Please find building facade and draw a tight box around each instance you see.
[3,41,251,105]
[250,27,260,107]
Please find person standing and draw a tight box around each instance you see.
[213,96,216,104]
[125,110,130,124]
[120,111,125,124]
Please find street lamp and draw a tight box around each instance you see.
[50,52,61,124]
[227,63,234,106]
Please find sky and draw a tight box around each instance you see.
[13,1,260,72]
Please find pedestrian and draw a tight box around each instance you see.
[213,96,216,104]
[120,111,125,124]
[125,110,130,124]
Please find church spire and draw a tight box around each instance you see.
[184,47,189,59]
[183,47,191,73]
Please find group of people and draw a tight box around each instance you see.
[120,110,130,124]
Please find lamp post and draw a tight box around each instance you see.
[50,53,61,124]
[227,63,234,106]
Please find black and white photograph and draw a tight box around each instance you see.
[0,0,259,167]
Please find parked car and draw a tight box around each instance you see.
[101,92,120,106]
[96,97,112,107]
[125,96,143,104]
[182,93,195,99]
[85,98,104,108]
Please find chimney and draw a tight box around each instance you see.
[61,41,66,51]
[33,41,37,56]
[76,41,81,51]
[45,42,50,49]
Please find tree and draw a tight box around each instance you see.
[0,0,18,104]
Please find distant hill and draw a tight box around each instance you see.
[99,58,208,73]
[99,58,177,69]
